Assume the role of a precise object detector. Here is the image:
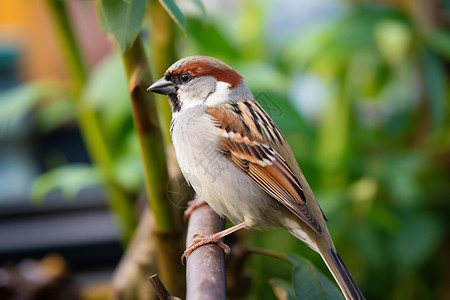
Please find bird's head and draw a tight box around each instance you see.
[148,56,252,114]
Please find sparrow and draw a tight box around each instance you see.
[148,56,365,300]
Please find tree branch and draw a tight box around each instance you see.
[112,208,157,300]
[148,274,181,300]
[185,198,226,300]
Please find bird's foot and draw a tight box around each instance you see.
[183,198,207,220]
[181,233,230,264]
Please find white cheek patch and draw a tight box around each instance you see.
[204,81,231,106]
[177,90,205,110]
[177,79,230,111]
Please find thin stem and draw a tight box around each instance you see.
[122,36,177,232]
[122,35,184,297]
[46,0,136,243]
[46,0,87,95]
[149,274,181,300]
[148,0,177,147]
[246,247,291,263]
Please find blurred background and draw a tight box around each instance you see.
[0,0,449,299]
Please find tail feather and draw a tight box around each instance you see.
[320,249,365,300]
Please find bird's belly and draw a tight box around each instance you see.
[189,154,281,229]
[172,110,283,229]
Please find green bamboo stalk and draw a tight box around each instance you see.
[122,36,177,232]
[147,0,176,147]
[317,75,350,188]
[46,0,86,95]
[46,0,137,243]
[122,36,185,297]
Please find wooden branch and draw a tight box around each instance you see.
[148,274,181,300]
[112,208,157,300]
[185,199,226,300]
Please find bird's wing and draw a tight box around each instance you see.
[206,100,322,233]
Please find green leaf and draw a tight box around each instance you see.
[158,0,186,35]
[189,0,207,21]
[285,7,405,76]
[35,95,76,133]
[370,203,400,233]
[286,254,344,300]
[426,29,450,60]
[350,222,385,272]
[82,51,129,109]
[423,50,446,129]
[380,153,426,208]
[316,81,350,171]
[186,17,239,59]
[0,80,65,134]
[269,279,297,300]
[113,144,143,192]
[374,19,412,65]
[101,0,146,53]
[31,164,103,204]
[389,211,444,273]
[81,51,133,151]
[95,0,111,35]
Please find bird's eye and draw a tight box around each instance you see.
[180,73,192,83]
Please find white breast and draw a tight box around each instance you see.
[170,106,280,229]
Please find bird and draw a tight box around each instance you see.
[148,55,365,300]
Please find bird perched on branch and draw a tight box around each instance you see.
[148,56,365,300]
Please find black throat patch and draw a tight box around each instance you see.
[168,93,182,113]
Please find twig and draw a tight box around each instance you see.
[185,197,226,300]
[246,247,291,263]
[149,274,181,300]
[46,0,137,244]
[111,208,157,300]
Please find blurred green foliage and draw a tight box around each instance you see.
[0,0,448,299]
[270,254,344,300]
[175,1,449,299]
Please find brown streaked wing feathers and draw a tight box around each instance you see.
[206,103,322,233]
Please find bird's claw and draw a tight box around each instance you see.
[181,233,230,264]
[183,198,207,220]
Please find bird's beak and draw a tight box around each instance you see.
[147,77,176,95]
